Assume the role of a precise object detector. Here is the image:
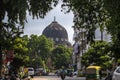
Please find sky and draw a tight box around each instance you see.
[23,2,111,44]
[23,2,74,44]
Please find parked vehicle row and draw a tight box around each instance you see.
[23,66,120,80]
[55,69,78,77]
[22,67,48,78]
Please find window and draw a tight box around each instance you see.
[55,38,59,41]
[116,67,120,73]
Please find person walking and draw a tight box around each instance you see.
[105,67,113,80]
[60,68,66,80]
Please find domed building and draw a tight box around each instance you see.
[42,18,71,46]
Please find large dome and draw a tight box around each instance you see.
[42,20,69,45]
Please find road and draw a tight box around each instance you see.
[32,73,106,80]
[32,76,86,80]
[32,75,106,80]
[32,76,61,80]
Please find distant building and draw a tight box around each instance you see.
[72,27,111,70]
[95,28,111,42]
[42,18,71,47]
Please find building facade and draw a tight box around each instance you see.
[42,19,71,47]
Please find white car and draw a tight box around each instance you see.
[72,71,78,75]
[112,66,120,80]
[28,67,35,76]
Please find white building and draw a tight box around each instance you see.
[72,28,111,70]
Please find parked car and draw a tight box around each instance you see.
[112,66,120,80]
[72,70,78,75]
[35,68,43,76]
[55,70,61,77]
[66,69,73,77]
[28,67,35,77]
[41,70,48,76]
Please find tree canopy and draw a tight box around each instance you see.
[62,0,120,66]
[0,0,58,72]
[0,0,59,49]
[23,34,54,68]
[62,0,110,43]
[82,41,112,69]
[52,45,72,69]
[1,0,120,72]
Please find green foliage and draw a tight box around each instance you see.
[13,37,28,53]
[110,41,120,62]
[62,0,120,67]
[12,37,29,67]
[1,0,59,24]
[62,0,110,43]
[52,45,72,69]
[103,0,120,64]
[26,34,54,68]
[0,0,59,71]
[0,0,59,51]
[10,57,25,71]
[82,41,112,69]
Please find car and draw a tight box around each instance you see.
[28,67,35,77]
[112,66,120,80]
[41,70,48,76]
[35,68,44,76]
[55,70,61,77]
[72,70,78,75]
[66,69,73,77]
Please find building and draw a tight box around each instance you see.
[42,18,71,47]
[72,27,111,71]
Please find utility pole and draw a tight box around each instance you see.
[73,28,87,72]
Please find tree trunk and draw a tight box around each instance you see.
[0,20,2,78]
[0,16,2,78]
[101,30,103,41]
[0,0,5,77]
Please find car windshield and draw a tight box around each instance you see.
[116,67,120,73]
[28,68,33,71]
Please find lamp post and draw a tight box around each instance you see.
[73,27,87,72]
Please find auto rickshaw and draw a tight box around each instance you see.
[86,66,102,80]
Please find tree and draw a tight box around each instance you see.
[38,35,53,61]
[27,35,54,68]
[62,0,110,43]
[52,45,72,69]
[82,41,112,69]
[12,37,29,69]
[0,0,59,74]
[103,0,120,64]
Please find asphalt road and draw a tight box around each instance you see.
[32,73,106,80]
[32,76,60,80]
[32,76,86,80]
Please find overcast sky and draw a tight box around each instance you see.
[23,2,111,44]
[23,2,74,44]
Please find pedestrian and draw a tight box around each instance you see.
[105,67,113,80]
[60,68,66,80]
[56,70,60,77]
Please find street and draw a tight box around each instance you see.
[32,76,61,80]
[32,76,86,80]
